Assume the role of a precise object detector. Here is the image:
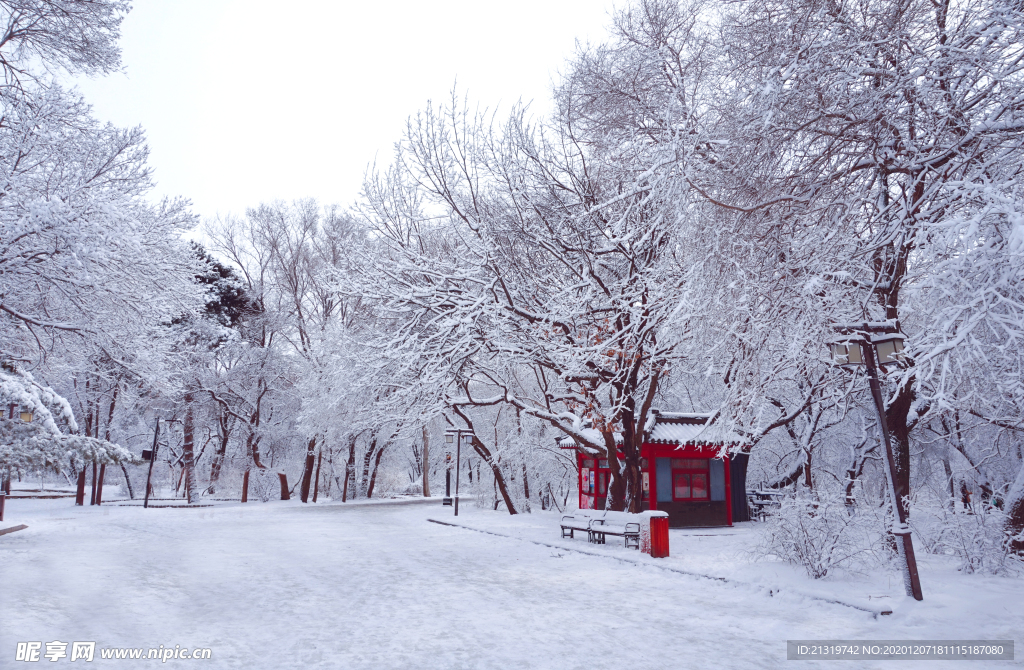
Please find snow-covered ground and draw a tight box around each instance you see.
[1,498,1020,669]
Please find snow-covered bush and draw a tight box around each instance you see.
[1,365,135,471]
[401,476,424,496]
[757,491,884,579]
[371,468,409,498]
[910,499,1022,575]
[248,469,277,503]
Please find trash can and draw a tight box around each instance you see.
[639,510,670,557]
[649,515,670,558]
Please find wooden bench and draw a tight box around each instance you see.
[560,510,598,540]
[560,510,641,549]
[589,511,641,549]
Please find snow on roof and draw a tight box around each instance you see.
[652,411,714,421]
[557,428,622,450]
[693,424,749,445]
[647,421,709,444]
[557,410,746,448]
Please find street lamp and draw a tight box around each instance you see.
[829,325,923,601]
[444,429,473,516]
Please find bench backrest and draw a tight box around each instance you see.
[568,509,606,521]
[601,510,642,525]
[570,510,649,523]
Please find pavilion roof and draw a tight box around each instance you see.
[557,410,746,449]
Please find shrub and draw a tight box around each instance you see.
[757,490,882,579]
[909,498,1022,575]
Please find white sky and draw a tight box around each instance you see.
[69,0,617,221]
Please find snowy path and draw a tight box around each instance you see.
[1,500,1017,669]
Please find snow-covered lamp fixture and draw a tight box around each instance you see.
[19,407,33,422]
[872,333,906,368]
[828,339,865,368]
[445,434,454,444]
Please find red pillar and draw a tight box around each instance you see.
[647,445,658,511]
[578,453,583,510]
[724,452,733,526]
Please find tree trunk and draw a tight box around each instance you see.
[342,434,356,502]
[181,393,200,504]
[467,435,517,513]
[602,432,626,511]
[886,381,914,518]
[843,440,873,507]
[366,443,388,498]
[324,448,334,498]
[941,455,954,506]
[120,463,134,499]
[75,469,86,505]
[300,435,318,503]
[89,460,97,505]
[945,417,996,503]
[99,384,125,500]
[451,407,517,513]
[96,464,105,505]
[422,425,431,497]
[1005,460,1024,555]
[619,408,648,513]
[242,377,269,470]
[312,449,322,502]
[207,411,230,494]
[547,482,564,513]
[521,463,531,513]
[360,438,377,497]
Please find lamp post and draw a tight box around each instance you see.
[829,323,923,601]
[444,429,473,516]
